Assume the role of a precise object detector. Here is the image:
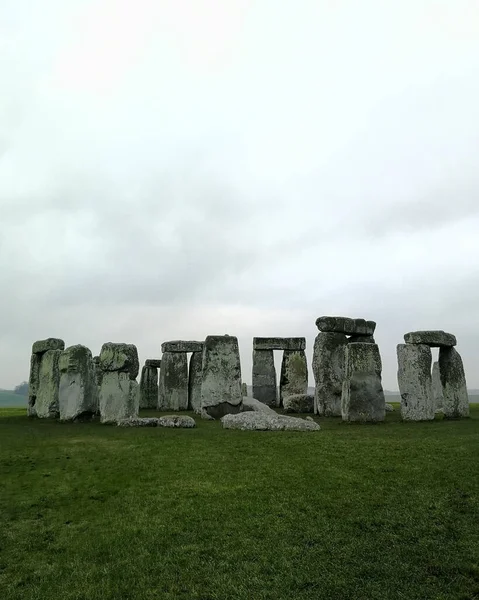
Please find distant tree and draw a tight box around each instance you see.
[14,381,29,396]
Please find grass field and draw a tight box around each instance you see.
[0,391,25,408]
[1,406,478,600]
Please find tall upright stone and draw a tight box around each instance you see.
[342,343,385,422]
[432,361,444,413]
[439,347,469,418]
[397,344,434,421]
[59,345,98,421]
[312,332,347,416]
[241,382,248,397]
[200,335,243,419]
[188,351,203,413]
[93,356,102,387]
[280,350,308,406]
[252,349,277,406]
[139,364,159,409]
[158,352,188,411]
[28,338,65,418]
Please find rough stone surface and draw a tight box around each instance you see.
[158,415,196,428]
[99,343,139,379]
[200,335,243,419]
[385,403,394,412]
[99,372,139,424]
[253,337,306,351]
[242,383,248,396]
[28,353,41,417]
[33,349,62,419]
[397,344,435,421]
[316,317,376,336]
[348,335,376,344]
[145,359,162,368]
[161,341,204,353]
[139,365,159,409]
[118,417,159,427]
[221,412,320,431]
[58,345,98,421]
[432,361,444,412]
[312,332,347,417]
[252,349,277,407]
[439,347,469,418]
[32,338,65,355]
[242,396,277,414]
[158,351,188,411]
[280,350,308,406]
[404,331,456,347]
[341,343,385,422]
[188,352,203,413]
[93,356,103,387]
[283,393,314,413]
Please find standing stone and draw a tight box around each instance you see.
[200,335,243,419]
[28,353,41,417]
[241,382,248,397]
[439,347,469,418]
[280,350,308,407]
[59,345,98,421]
[432,361,444,413]
[188,352,203,413]
[139,364,159,409]
[93,356,102,387]
[158,351,188,411]
[99,342,139,379]
[28,338,65,419]
[342,343,385,422]
[397,344,434,421]
[312,332,347,416]
[252,349,277,407]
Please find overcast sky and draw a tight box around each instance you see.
[1,0,479,390]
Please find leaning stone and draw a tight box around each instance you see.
[221,412,320,431]
[59,345,98,421]
[432,361,444,412]
[312,332,347,417]
[32,338,65,355]
[385,403,394,412]
[158,351,188,411]
[252,349,277,407]
[99,343,139,379]
[188,352,203,413]
[439,347,469,418]
[99,372,139,424]
[253,337,306,351]
[348,335,375,344]
[403,331,456,347]
[139,365,159,409]
[242,396,277,414]
[34,349,62,419]
[200,335,243,419]
[145,359,162,368]
[158,415,196,428]
[283,393,314,413]
[161,341,204,353]
[341,343,385,422]
[280,350,308,406]
[117,417,159,427]
[397,344,435,421]
[316,317,376,336]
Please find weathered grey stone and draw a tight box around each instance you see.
[32,338,65,355]
[432,361,444,412]
[158,415,196,428]
[283,393,314,413]
[439,347,469,418]
[99,343,139,379]
[158,351,188,411]
[242,382,248,396]
[188,352,203,413]
[118,417,159,427]
[221,412,320,431]
[312,332,347,417]
[161,341,204,353]
[58,345,98,421]
[27,353,41,417]
[280,350,308,405]
[253,337,306,351]
[93,356,103,387]
[139,365,159,409]
[241,396,277,414]
[397,344,434,421]
[403,331,456,347]
[341,343,385,422]
[252,349,277,407]
[99,372,139,424]
[385,403,394,412]
[348,335,375,344]
[200,335,243,419]
[145,359,162,368]
[316,317,376,336]
[33,349,62,419]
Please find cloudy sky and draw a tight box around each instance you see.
[1,0,479,390]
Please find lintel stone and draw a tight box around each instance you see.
[161,340,204,353]
[145,359,162,368]
[32,338,65,355]
[315,317,376,336]
[403,331,456,347]
[253,337,306,351]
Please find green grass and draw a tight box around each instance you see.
[1,406,478,600]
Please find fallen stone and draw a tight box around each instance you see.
[252,349,277,407]
[118,417,159,427]
[99,372,139,424]
[432,361,444,412]
[283,394,314,413]
[397,344,435,421]
[341,343,385,422]
[316,317,376,336]
[139,364,159,409]
[403,331,456,347]
[242,396,277,414]
[33,349,62,419]
[161,341,204,353]
[200,335,243,419]
[158,415,196,428]
[59,345,98,421]
[99,343,139,379]
[221,412,320,431]
[439,347,469,418]
[385,403,394,412]
[158,351,188,411]
[312,332,347,417]
[280,350,308,406]
[188,351,203,413]
[145,359,162,368]
[253,337,306,351]
[32,338,65,355]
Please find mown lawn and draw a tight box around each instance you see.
[1,406,478,600]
